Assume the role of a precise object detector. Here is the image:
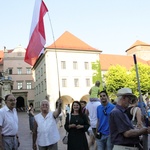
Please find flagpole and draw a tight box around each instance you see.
[133,54,146,115]
[133,54,148,150]
[47,12,61,98]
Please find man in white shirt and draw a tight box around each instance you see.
[33,99,62,150]
[86,99,101,150]
[86,100,101,135]
[0,94,19,150]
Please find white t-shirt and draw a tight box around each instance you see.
[34,111,60,146]
[0,105,18,135]
[86,101,101,128]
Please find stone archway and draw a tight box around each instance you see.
[80,94,89,102]
[61,95,74,104]
[16,96,25,111]
[59,95,74,111]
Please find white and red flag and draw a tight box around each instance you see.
[24,0,48,66]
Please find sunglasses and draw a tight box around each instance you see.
[125,95,136,104]
[100,95,106,98]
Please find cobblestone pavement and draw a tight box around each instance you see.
[17,112,150,150]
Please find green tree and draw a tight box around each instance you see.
[91,60,103,90]
[129,63,150,95]
[104,65,129,98]
[103,63,150,98]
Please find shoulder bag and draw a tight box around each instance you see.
[130,107,138,127]
[62,113,71,144]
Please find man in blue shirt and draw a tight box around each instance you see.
[96,91,115,150]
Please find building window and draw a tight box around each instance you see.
[61,61,66,69]
[36,86,38,95]
[62,79,67,87]
[41,81,43,92]
[36,73,38,81]
[38,70,40,79]
[17,82,23,90]
[26,68,31,74]
[26,82,32,89]
[74,78,79,87]
[86,78,90,87]
[45,79,46,90]
[39,84,41,94]
[84,62,89,70]
[44,64,46,73]
[8,68,13,75]
[17,68,22,74]
[73,61,78,69]
[41,68,43,76]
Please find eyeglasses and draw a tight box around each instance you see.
[125,95,135,104]
[41,104,49,107]
[7,99,16,102]
[100,95,106,98]
[103,108,107,116]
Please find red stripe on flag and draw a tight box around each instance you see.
[24,0,48,66]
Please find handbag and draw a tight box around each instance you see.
[62,132,68,144]
[131,107,138,128]
[62,113,71,144]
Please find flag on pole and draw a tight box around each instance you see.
[24,0,48,66]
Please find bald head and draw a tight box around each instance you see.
[40,99,49,106]
[40,100,49,113]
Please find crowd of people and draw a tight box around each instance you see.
[64,84,150,150]
[1,81,150,150]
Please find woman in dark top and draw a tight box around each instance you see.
[28,103,34,132]
[126,95,143,129]
[64,101,90,150]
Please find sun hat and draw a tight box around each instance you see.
[116,88,135,97]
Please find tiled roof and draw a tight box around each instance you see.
[0,51,4,65]
[47,31,101,52]
[100,54,148,70]
[126,40,150,52]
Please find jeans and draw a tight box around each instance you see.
[96,134,113,150]
[29,116,34,131]
[38,143,58,150]
[2,136,18,150]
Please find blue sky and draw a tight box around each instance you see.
[0,0,150,54]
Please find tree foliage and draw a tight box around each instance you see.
[103,63,150,98]
[91,60,103,90]
[129,63,150,95]
[91,60,150,99]
[104,65,129,98]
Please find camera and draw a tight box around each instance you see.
[96,132,102,139]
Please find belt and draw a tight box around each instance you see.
[2,135,16,137]
[113,145,139,150]
[121,144,138,147]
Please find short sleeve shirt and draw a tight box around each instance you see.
[97,102,115,135]
[86,101,101,128]
[90,86,99,98]
[0,105,18,135]
[34,111,60,146]
[109,104,139,145]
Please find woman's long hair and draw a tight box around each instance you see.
[71,101,82,116]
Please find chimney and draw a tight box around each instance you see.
[4,46,8,53]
